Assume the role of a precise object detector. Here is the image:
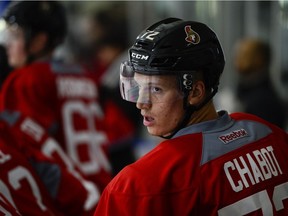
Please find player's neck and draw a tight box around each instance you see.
[188,101,218,125]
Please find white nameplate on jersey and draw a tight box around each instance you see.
[218,129,248,144]
[57,77,97,99]
[224,145,283,192]
[20,118,44,142]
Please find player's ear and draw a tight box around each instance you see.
[29,32,48,54]
[187,80,206,106]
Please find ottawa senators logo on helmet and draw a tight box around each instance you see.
[184,25,200,44]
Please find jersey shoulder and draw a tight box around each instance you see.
[231,112,275,126]
[230,112,287,136]
[107,134,203,195]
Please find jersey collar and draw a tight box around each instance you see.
[172,110,233,138]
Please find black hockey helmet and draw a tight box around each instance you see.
[2,1,67,51]
[120,18,225,103]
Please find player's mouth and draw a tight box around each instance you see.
[143,115,154,127]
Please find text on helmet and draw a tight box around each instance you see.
[131,52,149,61]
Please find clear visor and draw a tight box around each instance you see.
[0,19,9,45]
[0,20,20,46]
[120,61,184,104]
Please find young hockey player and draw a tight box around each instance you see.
[94,18,288,216]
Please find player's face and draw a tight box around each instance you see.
[6,25,27,68]
[135,73,185,137]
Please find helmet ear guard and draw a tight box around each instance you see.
[182,73,194,91]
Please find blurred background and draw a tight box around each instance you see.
[1,0,287,134]
[59,1,288,99]
[63,1,287,126]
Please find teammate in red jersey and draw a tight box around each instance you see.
[0,194,21,216]
[0,110,100,215]
[0,1,135,189]
[0,138,63,216]
[94,18,288,215]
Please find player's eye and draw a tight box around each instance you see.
[151,86,162,93]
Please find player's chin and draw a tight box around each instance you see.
[147,127,160,136]
[147,127,171,137]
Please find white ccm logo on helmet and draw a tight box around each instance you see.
[131,52,149,61]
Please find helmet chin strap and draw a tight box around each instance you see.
[160,87,218,139]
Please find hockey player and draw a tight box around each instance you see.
[94,18,288,215]
[0,1,135,191]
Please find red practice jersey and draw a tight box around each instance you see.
[0,139,62,216]
[94,111,288,216]
[0,110,101,215]
[0,194,21,216]
[0,61,135,189]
